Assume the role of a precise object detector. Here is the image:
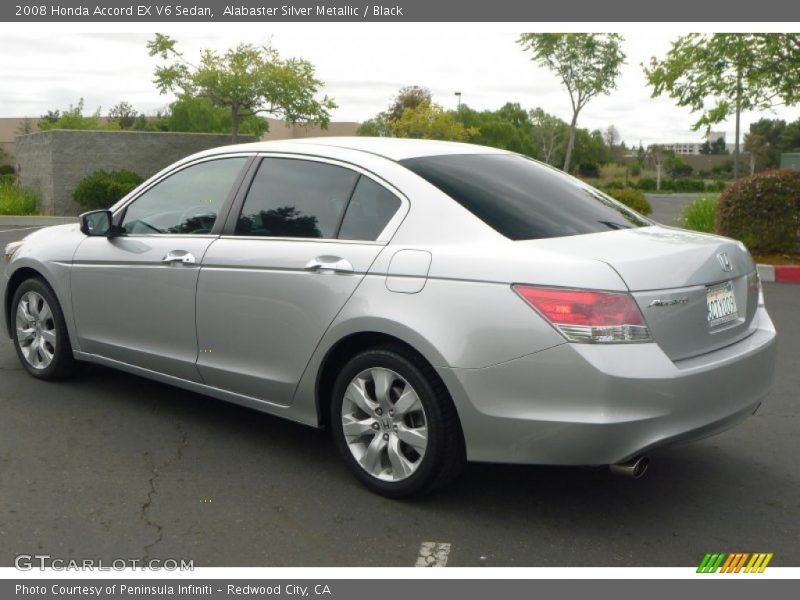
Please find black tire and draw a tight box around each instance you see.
[330,346,465,498]
[10,277,75,380]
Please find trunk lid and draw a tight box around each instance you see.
[520,226,760,361]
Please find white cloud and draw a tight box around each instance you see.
[1,23,799,146]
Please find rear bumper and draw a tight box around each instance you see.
[439,306,776,465]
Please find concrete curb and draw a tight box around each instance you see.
[0,216,77,227]
[757,263,800,284]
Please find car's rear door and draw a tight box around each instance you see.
[70,155,252,381]
[195,155,405,404]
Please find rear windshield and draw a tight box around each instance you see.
[401,154,650,240]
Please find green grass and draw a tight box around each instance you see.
[0,182,39,215]
[678,193,719,233]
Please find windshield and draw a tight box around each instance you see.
[401,153,651,241]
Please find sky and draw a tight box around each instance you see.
[1,23,799,147]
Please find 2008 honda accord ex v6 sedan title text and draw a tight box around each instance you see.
[2,138,776,496]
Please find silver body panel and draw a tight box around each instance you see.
[1,138,777,466]
[71,235,216,381]
[195,237,383,404]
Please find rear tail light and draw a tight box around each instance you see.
[512,285,652,343]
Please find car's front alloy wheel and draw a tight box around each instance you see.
[16,290,57,369]
[11,277,75,380]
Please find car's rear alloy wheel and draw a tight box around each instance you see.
[341,367,429,482]
[11,278,75,380]
[331,347,465,497]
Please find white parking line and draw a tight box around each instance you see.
[415,541,451,567]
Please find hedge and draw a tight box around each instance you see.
[598,178,726,193]
[604,187,653,216]
[716,169,800,253]
[72,169,143,210]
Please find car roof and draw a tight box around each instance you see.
[197,136,510,162]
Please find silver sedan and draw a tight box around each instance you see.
[2,138,777,497]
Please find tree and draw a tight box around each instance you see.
[147,33,336,143]
[699,136,729,155]
[165,96,268,137]
[356,115,391,137]
[746,118,786,168]
[454,103,537,156]
[40,110,60,124]
[604,124,623,162]
[16,118,35,135]
[648,145,669,191]
[644,33,800,179]
[744,133,770,174]
[38,99,114,131]
[603,125,620,149]
[665,152,693,177]
[390,102,477,141]
[518,33,625,172]
[529,108,565,165]
[387,86,432,121]
[108,102,139,129]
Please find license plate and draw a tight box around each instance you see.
[707,281,738,327]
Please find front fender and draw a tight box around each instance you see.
[2,224,84,350]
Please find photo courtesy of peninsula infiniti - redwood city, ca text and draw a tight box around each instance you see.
[2,137,777,497]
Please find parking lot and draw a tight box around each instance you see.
[0,224,798,567]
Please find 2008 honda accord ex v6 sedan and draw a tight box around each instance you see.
[2,138,777,496]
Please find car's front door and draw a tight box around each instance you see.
[71,156,251,381]
[195,156,405,404]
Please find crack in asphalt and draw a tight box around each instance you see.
[141,424,189,561]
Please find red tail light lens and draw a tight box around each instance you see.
[513,285,651,343]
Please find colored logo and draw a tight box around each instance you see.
[697,553,773,573]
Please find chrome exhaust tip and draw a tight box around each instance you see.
[609,455,649,479]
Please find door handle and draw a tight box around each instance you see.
[162,250,197,265]
[304,255,354,273]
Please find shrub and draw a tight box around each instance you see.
[637,177,657,191]
[597,180,626,190]
[635,177,715,193]
[72,169,143,210]
[679,195,717,233]
[0,181,38,215]
[716,169,800,253]
[577,163,600,178]
[668,178,706,192]
[0,164,15,175]
[604,187,653,216]
[707,180,727,192]
[0,173,16,185]
[629,164,641,177]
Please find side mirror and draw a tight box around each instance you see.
[79,210,114,237]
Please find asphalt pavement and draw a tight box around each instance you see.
[646,193,698,226]
[0,225,798,567]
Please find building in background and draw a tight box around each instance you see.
[661,131,730,156]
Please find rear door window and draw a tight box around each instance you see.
[338,176,402,241]
[236,158,359,238]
